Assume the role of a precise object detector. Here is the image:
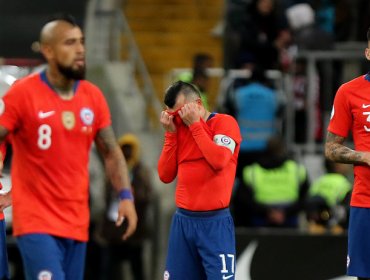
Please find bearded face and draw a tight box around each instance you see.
[57,61,85,80]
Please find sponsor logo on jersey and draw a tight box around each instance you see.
[38,110,55,119]
[38,270,52,280]
[62,111,75,130]
[80,107,94,126]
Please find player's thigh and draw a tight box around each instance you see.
[198,216,236,280]
[17,234,65,280]
[17,234,86,280]
[63,239,86,280]
[164,213,206,280]
[348,207,370,278]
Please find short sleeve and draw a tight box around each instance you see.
[92,86,111,130]
[327,84,352,137]
[0,82,23,132]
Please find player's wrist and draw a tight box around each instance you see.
[118,188,134,201]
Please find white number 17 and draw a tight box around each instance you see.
[220,254,235,273]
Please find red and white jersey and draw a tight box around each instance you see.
[0,71,111,241]
[328,73,370,207]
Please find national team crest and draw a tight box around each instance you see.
[80,107,94,126]
[38,270,52,280]
[62,111,75,130]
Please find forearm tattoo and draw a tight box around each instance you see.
[95,126,130,188]
[95,126,117,155]
[325,132,363,164]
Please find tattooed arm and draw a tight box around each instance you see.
[95,126,138,240]
[325,131,370,165]
[95,126,131,189]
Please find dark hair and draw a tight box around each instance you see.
[44,13,78,27]
[367,27,370,41]
[164,81,201,108]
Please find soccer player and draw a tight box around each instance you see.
[0,14,137,280]
[325,27,370,280]
[158,81,242,279]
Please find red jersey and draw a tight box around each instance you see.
[158,113,242,211]
[0,71,111,241]
[328,73,370,207]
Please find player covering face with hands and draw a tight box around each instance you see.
[158,81,242,280]
[0,14,137,280]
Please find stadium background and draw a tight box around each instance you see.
[0,0,367,279]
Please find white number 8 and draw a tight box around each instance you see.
[38,124,52,150]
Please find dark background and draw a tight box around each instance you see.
[0,0,87,58]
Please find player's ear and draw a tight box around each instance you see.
[365,48,370,61]
[40,43,53,60]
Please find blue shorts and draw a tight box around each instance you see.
[0,220,10,280]
[16,234,87,280]
[347,206,370,278]
[164,208,236,280]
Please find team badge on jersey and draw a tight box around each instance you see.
[38,270,52,280]
[163,270,170,280]
[62,111,75,130]
[214,134,236,153]
[80,107,94,126]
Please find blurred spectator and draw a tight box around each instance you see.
[232,135,309,228]
[291,58,322,143]
[333,0,352,42]
[241,0,291,70]
[84,146,106,280]
[223,0,291,70]
[233,66,281,180]
[306,159,352,234]
[96,133,153,280]
[286,3,334,50]
[312,0,335,34]
[177,53,214,110]
[355,0,370,41]
[310,0,352,42]
[286,3,334,143]
[223,0,251,70]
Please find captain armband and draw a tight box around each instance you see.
[213,134,236,154]
[118,189,134,201]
